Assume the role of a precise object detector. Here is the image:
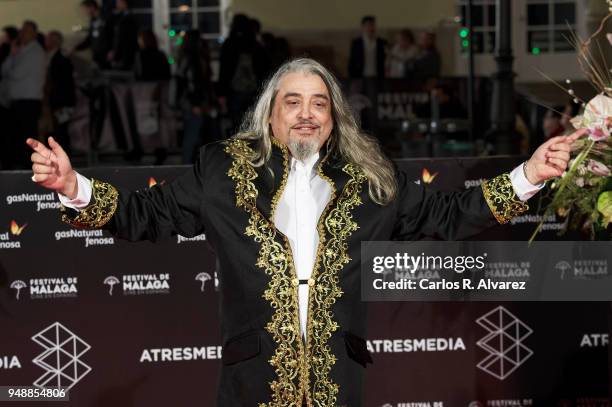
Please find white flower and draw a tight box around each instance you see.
[575,177,585,187]
[570,93,612,141]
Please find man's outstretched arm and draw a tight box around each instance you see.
[393,129,586,240]
[27,137,207,242]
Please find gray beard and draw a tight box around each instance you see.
[287,137,319,161]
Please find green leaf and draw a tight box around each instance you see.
[596,191,612,227]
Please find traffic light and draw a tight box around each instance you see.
[460,27,470,52]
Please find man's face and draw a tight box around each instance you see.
[81,5,96,18]
[419,32,434,49]
[362,21,376,38]
[19,24,36,44]
[45,33,60,51]
[269,72,333,161]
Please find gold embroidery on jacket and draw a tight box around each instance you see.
[224,139,306,406]
[225,138,367,406]
[60,179,118,229]
[481,172,529,224]
[305,163,366,406]
[269,137,290,222]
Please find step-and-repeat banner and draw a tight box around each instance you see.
[0,157,609,406]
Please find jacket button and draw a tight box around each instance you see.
[292,278,299,286]
[308,278,315,287]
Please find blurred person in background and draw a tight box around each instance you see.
[218,13,269,133]
[134,29,171,165]
[348,15,387,79]
[44,30,75,154]
[134,29,170,81]
[1,20,46,169]
[250,18,264,46]
[542,106,565,140]
[561,100,581,133]
[0,26,19,75]
[261,32,291,72]
[386,29,417,78]
[36,32,46,50]
[177,30,214,164]
[0,26,18,169]
[407,31,441,81]
[73,0,112,69]
[108,0,139,70]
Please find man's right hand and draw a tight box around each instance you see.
[26,137,78,199]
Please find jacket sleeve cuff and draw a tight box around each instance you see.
[60,179,119,229]
[481,172,529,225]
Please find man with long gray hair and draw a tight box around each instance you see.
[27,58,581,406]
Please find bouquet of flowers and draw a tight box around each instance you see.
[531,9,612,240]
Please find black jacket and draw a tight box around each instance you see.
[110,11,139,70]
[218,35,269,97]
[134,49,171,82]
[75,16,112,69]
[348,37,387,79]
[61,139,527,406]
[46,50,76,110]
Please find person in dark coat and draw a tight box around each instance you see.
[0,26,19,77]
[218,14,269,133]
[73,0,112,69]
[28,58,579,407]
[44,31,76,153]
[177,30,214,164]
[134,29,170,81]
[107,0,139,70]
[348,16,387,79]
[406,31,441,81]
[0,25,18,169]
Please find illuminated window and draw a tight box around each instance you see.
[526,0,576,54]
[457,0,497,54]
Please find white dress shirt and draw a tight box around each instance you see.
[362,35,377,78]
[273,153,331,340]
[59,160,541,340]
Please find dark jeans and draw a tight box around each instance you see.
[7,100,42,170]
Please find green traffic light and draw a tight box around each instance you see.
[168,57,176,65]
[461,39,470,48]
[169,29,176,37]
[459,28,469,38]
[531,47,541,55]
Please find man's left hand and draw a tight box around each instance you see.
[524,128,587,185]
